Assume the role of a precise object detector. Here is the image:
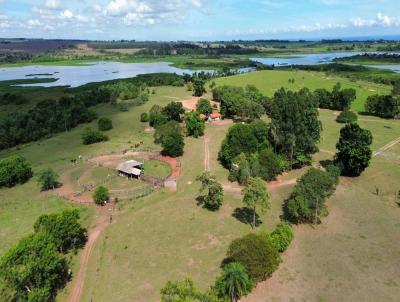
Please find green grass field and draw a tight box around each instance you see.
[212,69,392,112]
[143,159,172,179]
[1,70,399,302]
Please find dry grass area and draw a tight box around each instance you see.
[180,96,220,111]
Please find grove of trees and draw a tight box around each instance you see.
[0,210,87,302]
[365,94,399,118]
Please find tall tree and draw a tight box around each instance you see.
[162,101,185,122]
[214,262,254,302]
[270,88,321,166]
[335,123,373,176]
[196,172,224,210]
[242,177,270,229]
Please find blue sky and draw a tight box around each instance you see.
[0,0,400,40]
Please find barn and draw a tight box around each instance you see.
[117,160,143,179]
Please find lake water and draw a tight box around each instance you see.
[0,61,202,88]
[1,52,400,88]
[251,52,400,73]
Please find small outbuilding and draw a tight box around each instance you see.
[117,160,143,179]
[208,112,222,121]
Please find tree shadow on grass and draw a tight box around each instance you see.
[232,207,262,227]
[319,159,334,169]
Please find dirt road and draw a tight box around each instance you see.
[68,204,114,302]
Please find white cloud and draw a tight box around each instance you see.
[45,0,61,10]
[351,13,400,28]
[60,9,73,19]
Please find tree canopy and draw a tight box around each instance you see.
[365,94,399,118]
[226,233,280,282]
[196,172,224,210]
[37,168,59,191]
[0,155,33,188]
[214,262,253,302]
[0,232,68,302]
[270,88,321,166]
[242,177,270,229]
[185,112,205,138]
[335,123,373,176]
[33,209,87,253]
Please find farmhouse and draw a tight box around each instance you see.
[208,112,222,121]
[117,160,143,178]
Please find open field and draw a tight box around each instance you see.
[1,69,400,302]
[212,70,392,112]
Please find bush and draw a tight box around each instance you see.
[93,186,109,205]
[270,222,294,253]
[0,155,33,188]
[140,112,149,122]
[98,117,113,131]
[37,168,59,191]
[336,110,357,123]
[226,233,280,282]
[81,127,109,145]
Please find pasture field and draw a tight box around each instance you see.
[212,69,392,112]
[0,70,399,302]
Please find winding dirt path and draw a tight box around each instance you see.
[373,136,400,157]
[68,204,115,302]
[222,178,297,195]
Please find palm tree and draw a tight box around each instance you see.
[214,262,254,302]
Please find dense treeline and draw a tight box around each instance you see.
[0,97,97,150]
[365,94,399,118]
[334,53,400,63]
[0,73,186,150]
[313,83,356,110]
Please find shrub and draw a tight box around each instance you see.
[0,155,33,188]
[93,186,109,205]
[98,117,113,131]
[226,233,280,282]
[140,112,149,122]
[81,127,109,145]
[160,278,218,302]
[270,222,294,253]
[336,110,357,123]
[37,168,59,191]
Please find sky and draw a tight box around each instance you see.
[0,0,400,41]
